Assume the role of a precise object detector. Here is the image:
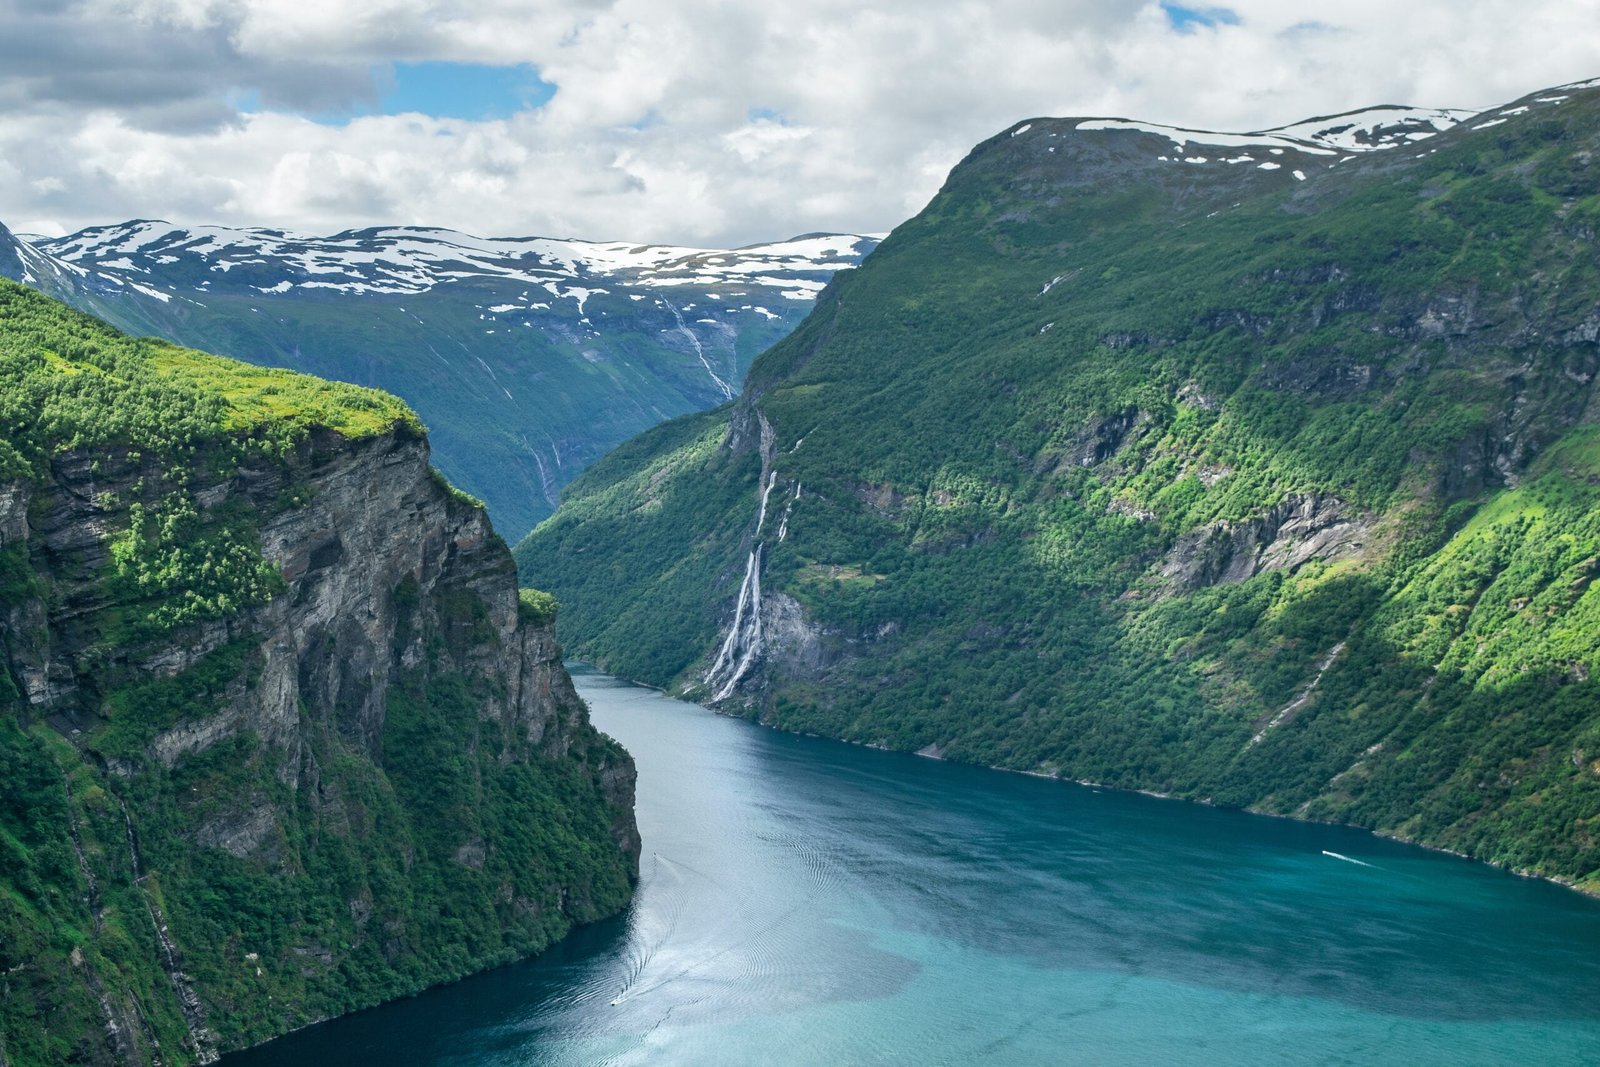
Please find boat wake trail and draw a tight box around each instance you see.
[1321,850,1378,869]
[608,853,692,1005]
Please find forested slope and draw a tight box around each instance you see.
[517,79,1600,891]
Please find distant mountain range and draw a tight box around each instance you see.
[0,220,879,537]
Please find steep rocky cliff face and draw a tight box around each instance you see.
[0,282,637,1065]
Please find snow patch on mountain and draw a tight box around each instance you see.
[37,222,881,300]
[1260,106,1475,152]
[1076,118,1343,156]
[1075,104,1481,166]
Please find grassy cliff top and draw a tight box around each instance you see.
[0,278,421,477]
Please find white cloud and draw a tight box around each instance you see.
[2,0,1599,246]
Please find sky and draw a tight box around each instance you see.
[3,0,1600,247]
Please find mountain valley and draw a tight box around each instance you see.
[1,222,877,538]
[8,55,1600,1066]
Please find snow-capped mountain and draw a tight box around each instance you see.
[1005,83,1595,178]
[7,222,879,537]
[33,222,876,303]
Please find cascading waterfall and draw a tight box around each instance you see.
[704,547,761,689]
[754,470,778,536]
[704,414,802,701]
[711,547,764,701]
[776,482,800,542]
[665,299,736,400]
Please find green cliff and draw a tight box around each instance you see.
[0,280,639,1065]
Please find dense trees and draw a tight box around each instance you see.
[518,85,1600,892]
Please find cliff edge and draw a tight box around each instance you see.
[0,279,638,1065]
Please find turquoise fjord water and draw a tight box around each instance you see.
[226,670,1600,1066]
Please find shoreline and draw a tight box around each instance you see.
[576,662,1600,904]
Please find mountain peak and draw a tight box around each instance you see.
[961,84,1594,205]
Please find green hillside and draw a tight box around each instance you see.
[0,278,418,460]
[0,281,636,1064]
[517,81,1600,892]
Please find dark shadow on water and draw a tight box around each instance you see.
[222,914,632,1067]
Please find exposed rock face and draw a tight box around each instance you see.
[0,425,638,1064]
[8,429,624,781]
[760,592,834,679]
[1157,493,1376,593]
[700,585,849,713]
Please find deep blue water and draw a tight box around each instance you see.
[225,669,1600,1065]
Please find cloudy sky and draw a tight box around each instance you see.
[4,0,1600,246]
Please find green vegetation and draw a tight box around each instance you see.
[0,278,419,639]
[430,466,486,510]
[0,649,633,1062]
[0,284,634,1063]
[106,496,284,635]
[518,587,559,626]
[518,84,1600,892]
[0,279,420,467]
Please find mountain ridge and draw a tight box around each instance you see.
[29,220,879,300]
[517,75,1600,894]
[1054,102,1477,157]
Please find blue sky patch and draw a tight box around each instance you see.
[255,62,558,125]
[1160,3,1242,32]
[228,88,263,114]
[379,62,556,120]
